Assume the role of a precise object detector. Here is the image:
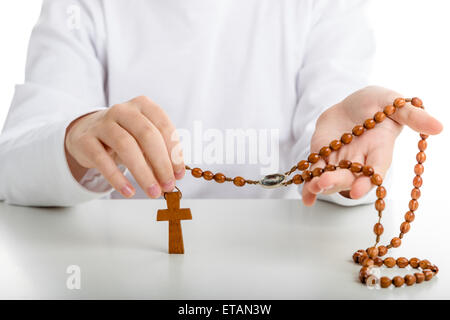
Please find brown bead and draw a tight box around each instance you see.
[418,140,427,151]
[361,257,374,267]
[377,245,388,257]
[394,98,406,108]
[191,168,203,178]
[414,272,425,283]
[413,176,423,189]
[397,257,409,268]
[376,186,386,199]
[213,173,226,183]
[308,153,320,164]
[359,267,370,283]
[350,162,363,173]
[391,237,401,248]
[297,160,309,171]
[364,119,376,130]
[353,251,363,263]
[384,257,396,268]
[409,200,419,211]
[375,199,385,211]
[367,247,379,259]
[341,133,353,144]
[411,188,421,200]
[416,152,426,164]
[330,140,342,151]
[374,257,384,267]
[393,276,405,287]
[400,222,411,234]
[233,176,246,187]
[374,111,386,123]
[319,146,332,157]
[409,257,420,268]
[339,160,352,169]
[405,274,416,286]
[373,223,384,236]
[405,211,415,222]
[370,174,383,186]
[419,259,431,270]
[383,105,396,116]
[312,167,324,177]
[414,164,424,175]
[301,170,313,182]
[431,265,439,274]
[202,170,214,180]
[363,166,375,177]
[380,277,392,288]
[423,270,433,281]
[293,174,304,185]
[352,125,365,136]
[411,97,423,108]
[325,164,336,172]
[420,133,429,140]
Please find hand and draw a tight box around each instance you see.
[65,96,185,198]
[302,86,443,206]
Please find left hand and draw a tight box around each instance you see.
[302,86,444,206]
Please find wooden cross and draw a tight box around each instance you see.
[157,191,192,254]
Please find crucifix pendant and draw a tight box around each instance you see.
[157,188,192,254]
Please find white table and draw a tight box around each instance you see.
[0,198,448,299]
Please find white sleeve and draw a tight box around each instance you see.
[0,0,114,206]
[292,0,378,206]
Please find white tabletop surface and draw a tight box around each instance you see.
[0,197,448,299]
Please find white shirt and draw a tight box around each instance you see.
[0,0,379,206]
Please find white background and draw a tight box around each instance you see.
[0,0,449,201]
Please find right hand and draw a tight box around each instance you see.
[65,96,185,198]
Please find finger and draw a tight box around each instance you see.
[389,102,443,135]
[97,123,162,198]
[83,138,136,198]
[132,96,186,180]
[316,169,356,195]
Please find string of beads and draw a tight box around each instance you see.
[185,97,438,288]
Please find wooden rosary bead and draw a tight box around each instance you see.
[394,98,406,108]
[191,168,203,178]
[297,160,309,171]
[202,170,214,181]
[375,199,385,211]
[377,245,388,257]
[384,257,396,268]
[213,173,226,183]
[301,170,313,182]
[423,270,433,281]
[411,188,421,200]
[350,162,363,173]
[409,258,420,268]
[374,257,383,267]
[416,152,426,164]
[414,273,425,284]
[383,105,396,116]
[361,257,374,267]
[353,251,363,263]
[359,267,370,283]
[339,160,352,169]
[376,186,386,198]
[405,211,415,222]
[405,274,416,286]
[400,222,411,234]
[363,166,375,177]
[391,237,401,248]
[374,223,384,236]
[393,276,405,287]
[380,277,392,288]
[374,111,386,123]
[413,176,423,188]
[431,265,439,274]
[419,259,431,270]
[330,140,342,151]
[308,153,320,164]
[420,133,429,140]
[414,164,424,175]
[233,176,246,187]
[411,97,423,108]
[397,257,409,268]
[364,119,376,130]
[293,174,304,185]
[367,247,379,258]
[418,140,427,151]
[341,133,353,144]
[409,200,419,211]
[324,164,336,171]
[312,168,324,177]
[370,174,383,186]
[352,125,365,136]
[319,146,332,157]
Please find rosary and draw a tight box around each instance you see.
[157,97,438,288]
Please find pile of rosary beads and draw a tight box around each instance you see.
[185,97,438,288]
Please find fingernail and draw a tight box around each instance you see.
[121,184,135,198]
[175,169,185,180]
[324,184,334,191]
[161,180,175,192]
[148,184,162,198]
